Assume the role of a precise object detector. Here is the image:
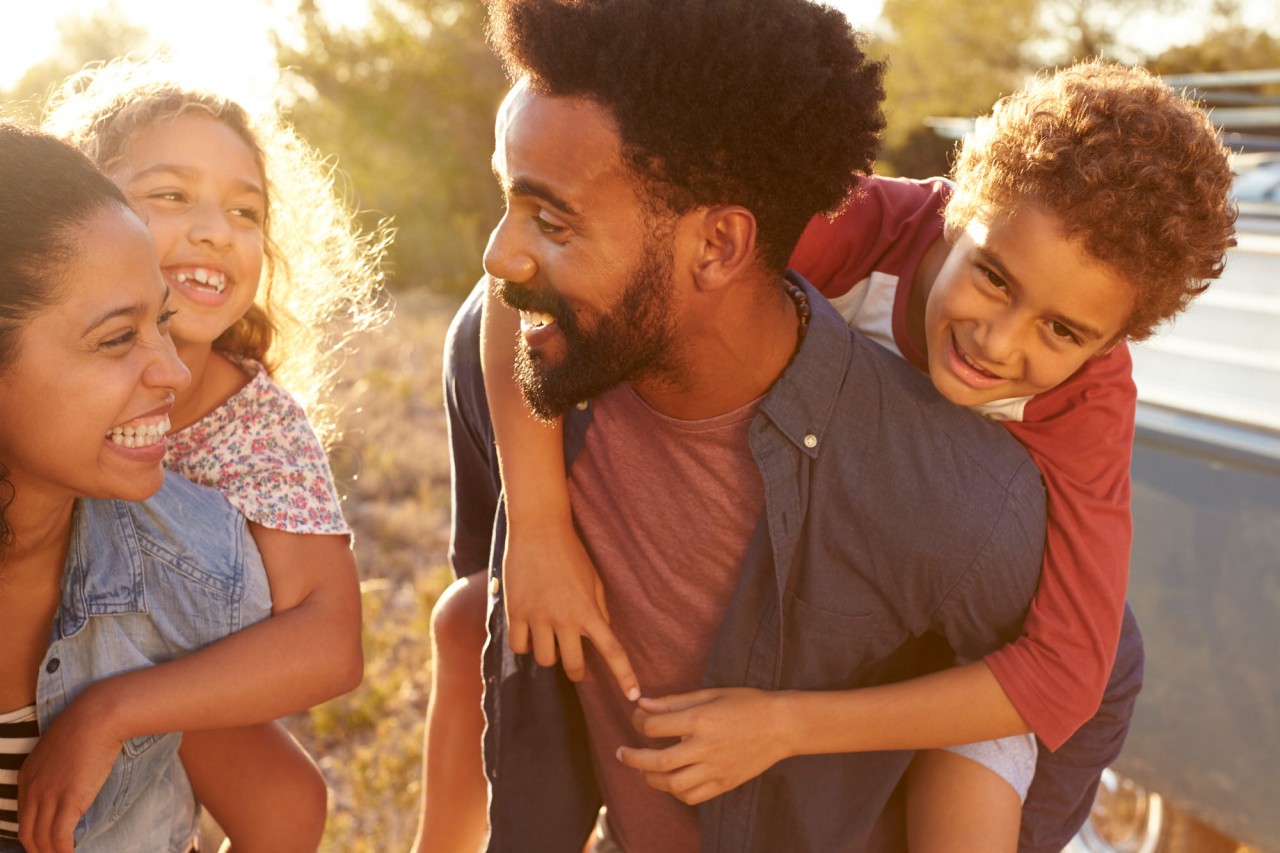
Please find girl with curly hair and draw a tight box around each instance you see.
[38,57,390,851]
[452,59,1234,851]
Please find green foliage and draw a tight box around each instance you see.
[1,6,148,123]
[276,0,508,293]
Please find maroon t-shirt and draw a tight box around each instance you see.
[569,383,764,852]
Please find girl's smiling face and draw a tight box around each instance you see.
[923,205,1134,408]
[0,206,190,506]
[108,114,266,350]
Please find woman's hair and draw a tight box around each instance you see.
[0,122,134,550]
[945,60,1237,342]
[43,57,392,443]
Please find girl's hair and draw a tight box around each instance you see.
[0,121,135,550]
[43,57,392,443]
[945,60,1237,342]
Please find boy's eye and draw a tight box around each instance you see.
[1049,321,1080,344]
[232,206,264,225]
[982,268,1009,291]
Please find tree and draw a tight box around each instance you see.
[1,5,148,123]
[276,0,508,293]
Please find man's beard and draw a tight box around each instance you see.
[492,241,679,421]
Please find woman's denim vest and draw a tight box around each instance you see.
[1,472,271,852]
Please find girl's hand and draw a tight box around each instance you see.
[617,689,794,805]
[18,687,123,853]
[503,516,640,700]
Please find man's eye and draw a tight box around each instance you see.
[535,214,566,235]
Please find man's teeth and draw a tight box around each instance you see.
[519,310,556,329]
[175,268,227,294]
[106,416,171,448]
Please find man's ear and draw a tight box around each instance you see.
[691,206,757,292]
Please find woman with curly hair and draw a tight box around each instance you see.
[35,57,391,851]
[474,58,1235,850]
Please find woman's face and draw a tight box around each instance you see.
[108,114,267,350]
[0,206,190,507]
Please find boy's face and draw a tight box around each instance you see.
[925,205,1133,408]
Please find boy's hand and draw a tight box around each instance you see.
[617,688,793,805]
[503,518,641,700]
[18,686,124,853]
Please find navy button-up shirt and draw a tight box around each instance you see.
[444,274,1142,852]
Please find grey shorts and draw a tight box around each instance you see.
[945,733,1039,802]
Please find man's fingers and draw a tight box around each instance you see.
[586,620,640,700]
[507,618,532,655]
[530,623,560,668]
[630,706,695,740]
[637,689,716,715]
[556,629,587,681]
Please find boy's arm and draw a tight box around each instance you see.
[481,285,639,698]
[618,661,1028,804]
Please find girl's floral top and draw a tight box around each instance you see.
[166,360,350,535]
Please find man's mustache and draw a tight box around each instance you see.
[490,276,570,320]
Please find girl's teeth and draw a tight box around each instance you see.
[107,416,172,447]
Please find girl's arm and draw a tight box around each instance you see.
[618,660,1028,805]
[481,285,639,698]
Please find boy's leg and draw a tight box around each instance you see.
[905,746,1025,853]
[412,574,490,853]
[181,722,327,853]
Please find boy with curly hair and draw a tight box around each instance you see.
[789,59,1236,848]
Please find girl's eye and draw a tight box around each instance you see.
[232,206,264,224]
[148,190,185,203]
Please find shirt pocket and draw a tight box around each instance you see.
[781,591,894,689]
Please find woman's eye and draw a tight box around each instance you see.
[158,308,178,331]
[101,330,136,349]
[148,190,185,203]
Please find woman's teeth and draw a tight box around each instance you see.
[107,416,171,448]
[176,268,227,293]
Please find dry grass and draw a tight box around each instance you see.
[283,288,465,852]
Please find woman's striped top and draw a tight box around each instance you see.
[0,704,38,840]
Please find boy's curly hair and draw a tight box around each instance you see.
[486,0,886,272]
[42,57,392,444]
[946,60,1237,342]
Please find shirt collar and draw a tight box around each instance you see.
[758,271,852,458]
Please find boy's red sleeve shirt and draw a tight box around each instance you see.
[790,176,1133,750]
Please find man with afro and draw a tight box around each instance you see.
[433,1,1129,850]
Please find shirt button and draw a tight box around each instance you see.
[489,577,501,595]
[46,657,61,674]
[803,433,818,449]
[575,400,589,411]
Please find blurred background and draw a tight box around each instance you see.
[3,1,1278,851]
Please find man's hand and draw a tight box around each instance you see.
[503,517,640,700]
[18,687,124,853]
[617,688,793,805]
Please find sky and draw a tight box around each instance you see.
[2,0,1278,93]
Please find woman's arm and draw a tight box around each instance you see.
[481,285,638,698]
